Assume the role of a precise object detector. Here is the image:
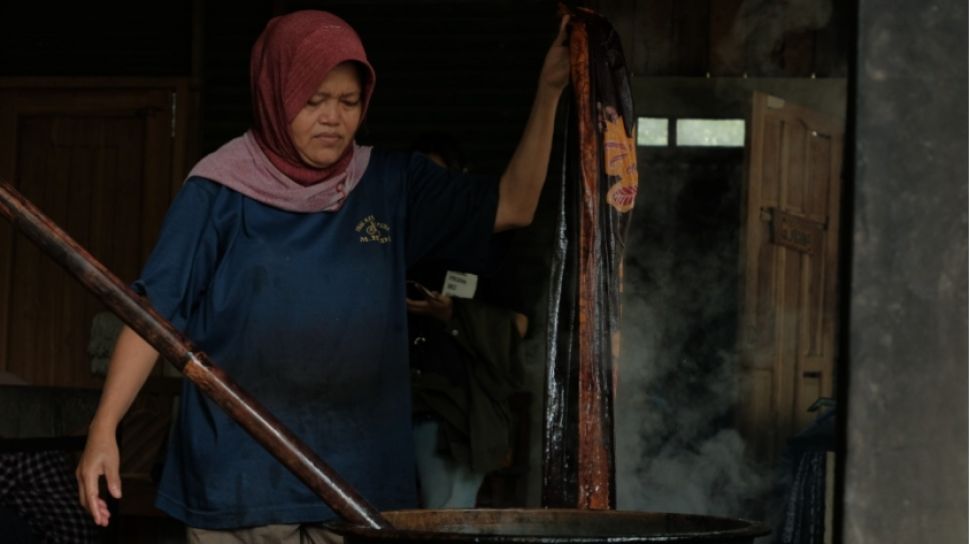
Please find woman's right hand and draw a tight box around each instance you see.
[74,326,160,526]
[76,423,122,527]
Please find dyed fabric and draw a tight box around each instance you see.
[136,150,498,528]
[542,8,637,509]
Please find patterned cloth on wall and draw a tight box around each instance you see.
[0,450,100,543]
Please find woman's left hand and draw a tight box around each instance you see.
[538,15,571,93]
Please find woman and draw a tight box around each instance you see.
[76,9,569,542]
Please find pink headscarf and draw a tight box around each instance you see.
[188,10,377,213]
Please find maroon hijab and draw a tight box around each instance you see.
[188,10,377,212]
[250,10,376,184]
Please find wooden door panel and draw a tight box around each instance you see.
[802,252,825,357]
[738,368,775,459]
[775,247,801,450]
[759,117,783,205]
[806,133,833,218]
[781,120,807,212]
[739,92,843,462]
[6,115,149,387]
[0,82,183,388]
[751,220,777,358]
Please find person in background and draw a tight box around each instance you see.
[406,133,529,508]
[75,9,569,544]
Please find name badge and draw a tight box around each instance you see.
[442,271,478,299]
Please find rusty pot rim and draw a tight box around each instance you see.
[325,508,771,543]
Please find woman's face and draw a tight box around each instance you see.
[289,63,363,168]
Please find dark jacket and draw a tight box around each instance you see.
[410,299,524,473]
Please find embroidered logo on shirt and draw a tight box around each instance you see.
[355,215,391,244]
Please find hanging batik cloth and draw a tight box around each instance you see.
[542,6,637,510]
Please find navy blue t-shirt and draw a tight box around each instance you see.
[133,149,499,528]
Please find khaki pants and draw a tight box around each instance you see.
[187,524,344,544]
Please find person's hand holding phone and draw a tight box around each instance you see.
[405,281,453,322]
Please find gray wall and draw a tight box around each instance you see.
[843,0,968,542]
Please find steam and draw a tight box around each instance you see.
[614,165,773,520]
[629,429,768,516]
[616,348,770,516]
[615,304,771,517]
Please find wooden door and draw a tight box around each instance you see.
[737,92,844,462]
[0,80,189,388]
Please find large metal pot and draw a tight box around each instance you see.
[327,509,769,543]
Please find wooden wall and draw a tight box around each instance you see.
[1,0,850,165]
[0,2,194,77]
[592,0,849,77]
